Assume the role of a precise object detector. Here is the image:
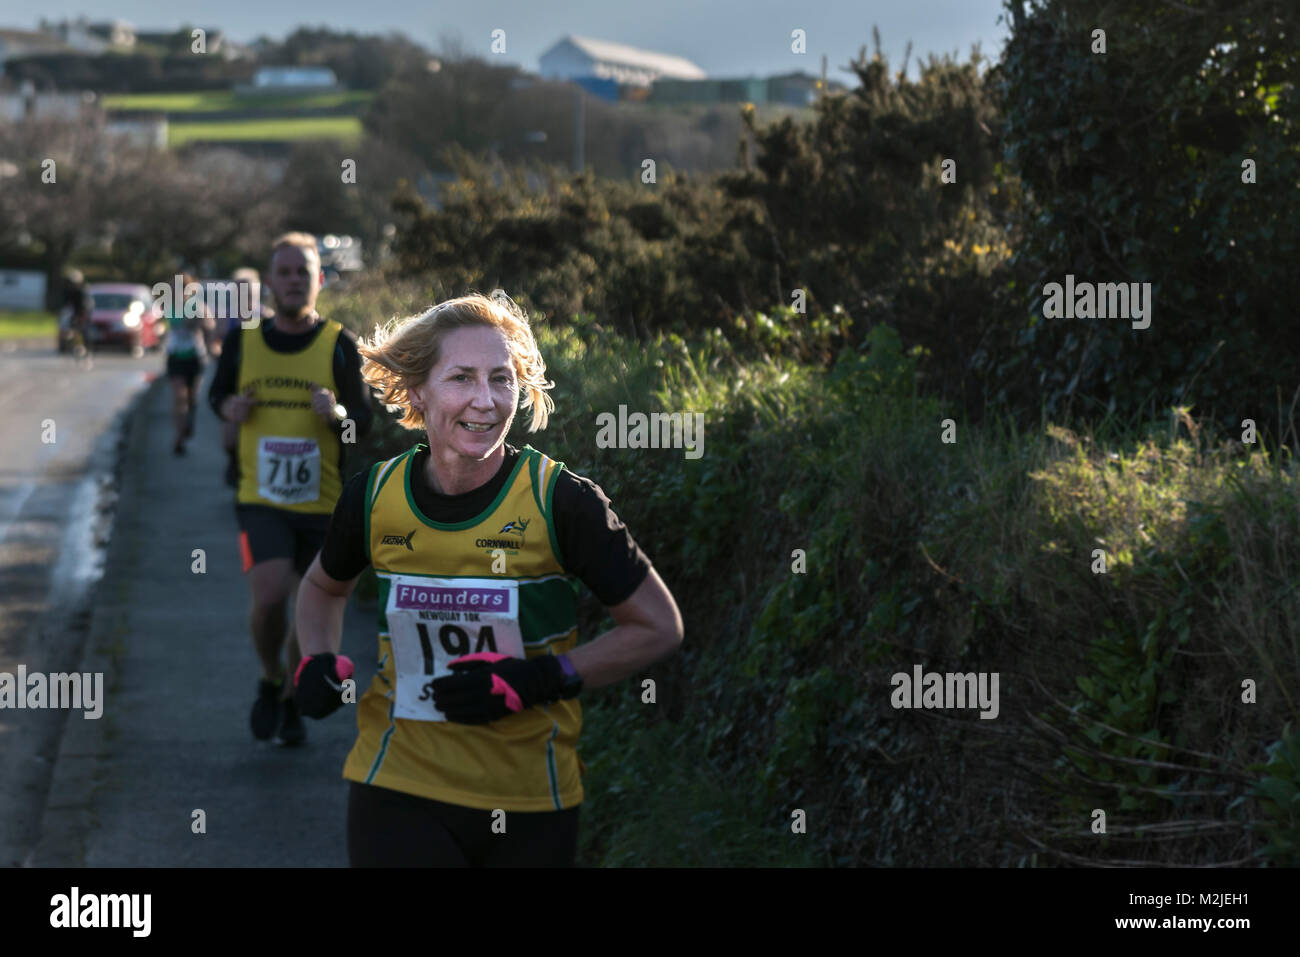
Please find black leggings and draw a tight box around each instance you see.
[347,781,580,867]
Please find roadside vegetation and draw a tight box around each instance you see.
[324,272,1300,866]
[316,1,1300,865]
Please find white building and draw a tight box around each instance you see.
[105,116,168,149]
[0,270,47,311]
[539,35,705,89]
[0,89,91,122]
[39,17,136,53]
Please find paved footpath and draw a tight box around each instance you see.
[32,367,377,867]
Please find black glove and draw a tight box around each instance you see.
[431,652,564,725]
[294,653,355,719]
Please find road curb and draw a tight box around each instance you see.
[27,374,164,867]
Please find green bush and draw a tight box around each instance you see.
[1246,724,1300,865]
[992,0,1300,439]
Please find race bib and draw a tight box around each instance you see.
[257,436,321,504]
[386,576,524,722]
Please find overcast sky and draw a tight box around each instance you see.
[1,0,1010,81]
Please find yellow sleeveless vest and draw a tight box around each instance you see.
[343,444,584,811]
[236,319,343,514]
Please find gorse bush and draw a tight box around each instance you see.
[991,0,1300,439]
[380,8,1298,440]
[383,33,1015,414]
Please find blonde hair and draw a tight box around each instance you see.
[268,232,319,270]
[359,291,555,433]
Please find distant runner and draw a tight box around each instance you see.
[208,233,373,746]
[62,269,95,365]
[163,273,214,457]
[293,291,683,866]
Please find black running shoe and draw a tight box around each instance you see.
[250,679,282,740]
[276,696,306,747]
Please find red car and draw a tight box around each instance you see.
[59,283,166,355]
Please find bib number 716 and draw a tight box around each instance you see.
[266,457,312,485]
[256,436,321,504]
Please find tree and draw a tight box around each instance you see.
[0,113,110,305]
[993,0,1300,435]
[0,113,288,292]
[279,137,423,247]
[261,28,429,89]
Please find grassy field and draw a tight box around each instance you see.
[168,116,364,146]
[0,311,56,339]
[103,89,372,145]
[102,90,374,113]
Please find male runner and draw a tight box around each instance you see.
[208,233,373,745]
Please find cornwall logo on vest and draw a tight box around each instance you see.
[476,517,530,551]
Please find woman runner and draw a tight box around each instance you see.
[293,292,683,866]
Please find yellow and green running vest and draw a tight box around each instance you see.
[343,444,583,811]
[235,319,343,515]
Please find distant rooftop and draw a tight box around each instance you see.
[551,35,706,80]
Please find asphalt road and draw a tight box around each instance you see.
[0,341,154,867]
[1,340,376,866]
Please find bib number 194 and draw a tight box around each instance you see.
[386,576,524,722]
[414,622,498,702]
[417,622,498,666]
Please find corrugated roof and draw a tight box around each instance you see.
[552,35,706,79]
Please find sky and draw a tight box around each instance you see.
[0,0,1011,82]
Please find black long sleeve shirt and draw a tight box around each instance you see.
[319,444,652,607]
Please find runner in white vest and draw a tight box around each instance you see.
[164,272,215,456]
